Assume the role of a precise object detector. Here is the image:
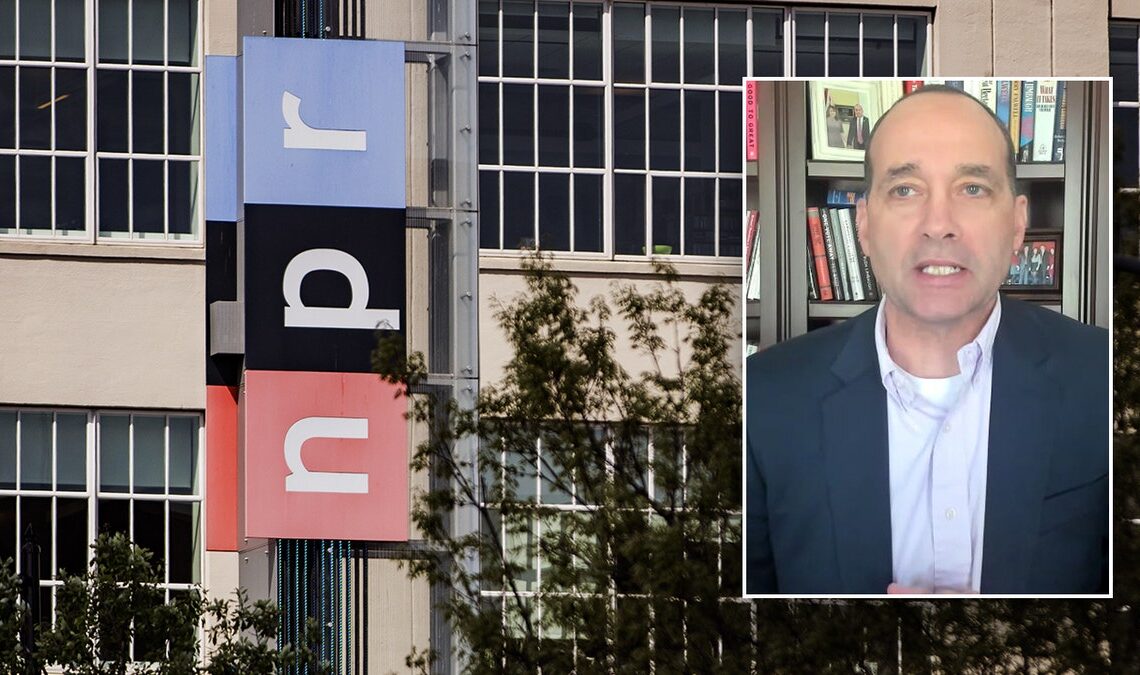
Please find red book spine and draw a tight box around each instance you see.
[806,207,834,301]
[746,81,759,161]
[904,80,924,94]
[745,209,759,271]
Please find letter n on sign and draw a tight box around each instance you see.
[242,370,408,541]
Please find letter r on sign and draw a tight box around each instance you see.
[284,416,369,493]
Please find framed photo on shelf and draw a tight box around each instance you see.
[1003,235,1059,291]
[808,80,883,162]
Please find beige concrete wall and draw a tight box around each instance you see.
[1054,0,1109,76]
[0,254,205,410]
[934,0,994,75]
[204,0,274,56]
[363,559,432,674]
[1113,0,1140,19]
[479,261,742,393]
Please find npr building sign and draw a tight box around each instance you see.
[240,37,407,542]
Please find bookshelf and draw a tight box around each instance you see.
[745,80,1109,352]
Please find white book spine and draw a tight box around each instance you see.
[837,208,864,301]
[1033,79,1058,162]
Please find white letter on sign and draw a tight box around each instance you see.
[284,416,369,493]
[282,91,367,151]
[282,248,400,330]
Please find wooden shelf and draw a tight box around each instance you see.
[1015,163,1065,180]
[808,302,876,319]
[805,161,1063,181]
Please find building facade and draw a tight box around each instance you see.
[0,0,1125,672]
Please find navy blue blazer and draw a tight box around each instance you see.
[745,297,1109,594]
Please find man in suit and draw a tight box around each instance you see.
[847,103,871,150]
[745,85,1108,595]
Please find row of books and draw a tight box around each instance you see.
[806,205,880,302]
[905,79,1067,163]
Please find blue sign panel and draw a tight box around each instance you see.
[204,55,241,222]
[242,37,405,209]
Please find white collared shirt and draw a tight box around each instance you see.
[874,296,1001,593]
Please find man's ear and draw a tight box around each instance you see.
[1012,194,1028,251]
[855,197,868,249]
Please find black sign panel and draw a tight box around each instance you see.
[206,219,242,387]
[244,203,406,373]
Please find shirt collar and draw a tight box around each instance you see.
[874,295,1002,409]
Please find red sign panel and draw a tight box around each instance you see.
[242,370,408,541]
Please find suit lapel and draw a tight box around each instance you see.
[981,299,1056,593]
[822,309,893,593]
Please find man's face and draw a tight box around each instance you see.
[856,93,1027,333]
[854,104,863,118]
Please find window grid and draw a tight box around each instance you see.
[478,2,930,259]
[0,408,203,639]
[1111,21,1139,189]
[0,0,202,242]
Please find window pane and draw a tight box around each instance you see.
[55,413,86,491]
[1112,24,1139,103]
[97,498,129,535]
[651,6,679,83]
[573,174,602,252]
[55,68,87,151]
[97,69,129,152]
[133,159,165,235]
[612,3,644,84]
[20,67,51,150]
[863,15,894,77]
[652,177,679,254]
[1116,107,1139,188]
[684,90,714,172]
[478,0,499,77]
[0,155,13,231]
[538,173,569,251]
[20,497,52,577]
[56,0,86,62]
[719,91,741,173]
[573,86,603,168]
[719,178,742,257]
[538,437,571,504]
[19,0,51,61]
[99,415,130,492]
[98,0,129,63]
[502,171,534,250]
[168,417,198,495]
[0,412,15,489]
[168,72,200,155]
[19,155,51,233]
[479,170,500,248]
[168,0,198,66]
[502,0,533,78]
[133,0,165,64]
[133,500,165,572]
[649,89,679,170]
[573,2,602,80]
[683,8,714,84]
[167,160,197,236]
[828,13,859,77]
[685,177,715,256]
[537,1,568,79]
[0,497,14,566]
[897,16,927,77]
[0,67,11,148]
[169,502,199,582]
[537,85,568,166]
[98,158,129,234]
[55,157,85,232]
[0,0,12,59]
[133,416,165,494]
[479,82,498,165]
[133,71,165,154]
[502,84,533,166]
[614,173,645,255]
[613,88,644,169]
[20,413,51,490]
[753,10,784,76]
[56,498,88,575]
[719,9,747,85]
[794,12,824,76]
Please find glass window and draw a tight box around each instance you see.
[1113,22,1140,190]
[3,0,202,240]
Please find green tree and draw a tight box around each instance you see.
[1,533,329,674]
[376,255,745,673]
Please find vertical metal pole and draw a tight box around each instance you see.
[20,525,40,675]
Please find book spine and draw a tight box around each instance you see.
[946,80,964,90]
[746,81,759,161]
[996,80,1011,129]
[806,207,834,301]
[903,80,924,94]
[848,215,878,301]
[827,207,852,301]
[818,207,845,301]
[826,189,862,207]
[1008,80,1022,152]
[837,208,865,301]
[745,209,760,272]
[1052,81,1067,162]
[806,245,819,300]
[1033,79,1057,162]
[1018,80,1036,163]
[978,79,996,113]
